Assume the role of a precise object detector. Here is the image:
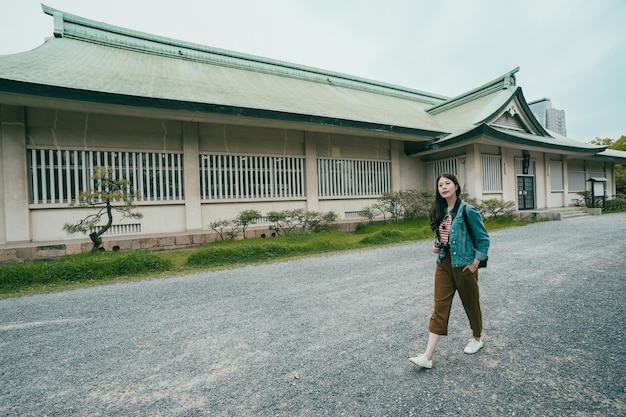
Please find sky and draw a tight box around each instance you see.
[1,0,625,143]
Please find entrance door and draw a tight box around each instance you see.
[517,176,535,210]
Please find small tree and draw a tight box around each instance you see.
[268,209,305,236]
[576,191,592,207]
[315,211,338,232]
[209,219,239,240]
[372,201,390,223]
[358,206,377,224]
[63,166,142,252]
[302,210,338,233]
[379,192,403,223]
[235,209,262,239]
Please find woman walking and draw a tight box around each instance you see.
[409,173,490,369]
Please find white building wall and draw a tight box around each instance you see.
[0,105,30,243]
[182,121,202,231]
[396,142,424,191]
[6,105,419,244]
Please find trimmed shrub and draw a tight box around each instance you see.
[398,189,435,219]
[605,197,626,211]
[477,198,516,220]
[267,209,338,236]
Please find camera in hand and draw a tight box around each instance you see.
[435,241,450,260]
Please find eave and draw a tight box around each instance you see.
[406,124,606,157]
[582,149,626,163]
[0,78,443,141]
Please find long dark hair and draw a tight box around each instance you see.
[429,172,461,231]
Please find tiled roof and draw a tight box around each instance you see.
[0,4,622,163]
[0,5,451,138]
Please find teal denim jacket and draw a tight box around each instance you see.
[436,201,490,268]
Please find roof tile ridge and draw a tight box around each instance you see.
[41,4,447,105]
[426,67,520,115]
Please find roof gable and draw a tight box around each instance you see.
[491,111,527,132]
[425,80,551,139]
[483,89,548,136]
[407,86,607,157]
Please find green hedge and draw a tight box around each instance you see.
[605,197,626,211]
[0,251,172,294]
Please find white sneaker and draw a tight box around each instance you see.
[408,354,432,369]
[464,338,484,354]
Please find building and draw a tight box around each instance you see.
[1,5,625,258]
[528,98,567,136]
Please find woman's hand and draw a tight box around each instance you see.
[432,245,440,254]
[463,260,480,273]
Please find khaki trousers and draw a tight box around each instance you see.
[429,255,483,338]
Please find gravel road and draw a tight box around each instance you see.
[1,213,625,417]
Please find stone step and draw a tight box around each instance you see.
[561,211,593,220]
[518,207,597,221]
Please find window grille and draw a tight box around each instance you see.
[317,158,389,197]
[432,158,459,179]
[344,211,363,219]
[481,155,502,191]
[251,216,270,225]
[28,149,184,204]
[199,154,305,199]
[91,223,142,235]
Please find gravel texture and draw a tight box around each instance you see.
[1,213,625,417]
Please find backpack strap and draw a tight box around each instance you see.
[462,206,476,248]
[463,206,488,268]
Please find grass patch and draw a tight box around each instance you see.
[0,217,528,297]
[188,243,296,267]
[358,230,405,245]
[187,232,353,267]
[0,251,172,295]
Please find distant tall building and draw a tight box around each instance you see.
[528,98,567,136]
